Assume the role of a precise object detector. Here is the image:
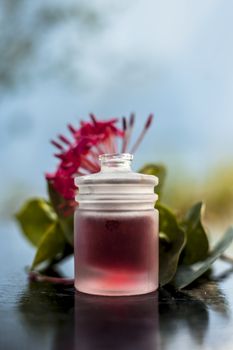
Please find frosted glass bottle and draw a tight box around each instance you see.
[74,153,159,296]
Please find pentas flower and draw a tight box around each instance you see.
[46,113,153,212]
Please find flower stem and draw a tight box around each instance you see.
[29,271,74,285]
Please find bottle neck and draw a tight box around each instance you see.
[99,153,133,172]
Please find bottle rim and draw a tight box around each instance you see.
[99,153,133,162]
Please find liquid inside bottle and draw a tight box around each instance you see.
[74,153,159,296]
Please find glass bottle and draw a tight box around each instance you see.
[74,153,159,296]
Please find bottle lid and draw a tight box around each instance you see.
[75,153,158,210]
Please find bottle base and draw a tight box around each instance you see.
[75,280,158,297]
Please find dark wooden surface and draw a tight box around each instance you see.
[1,222,233,350]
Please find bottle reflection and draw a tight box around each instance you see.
[74,291,160,350]
[19,278,230,350]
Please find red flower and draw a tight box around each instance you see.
[46,114,153,212]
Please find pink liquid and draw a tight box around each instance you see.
[74,210,158,296]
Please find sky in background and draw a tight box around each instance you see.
[0,0,233,217]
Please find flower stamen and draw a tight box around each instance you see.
[51,140,64,150]
[130,114,154,154]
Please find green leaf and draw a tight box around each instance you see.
[139,163,166,198]
[181,202,209,265]
[47,181,74,245]
[32,222,67,269]
[158,203,186,286]
[15,198,57,246]
[173,227,233,289]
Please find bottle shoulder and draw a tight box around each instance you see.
[75,170,158,186]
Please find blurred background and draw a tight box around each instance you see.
[0,0,233,235]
